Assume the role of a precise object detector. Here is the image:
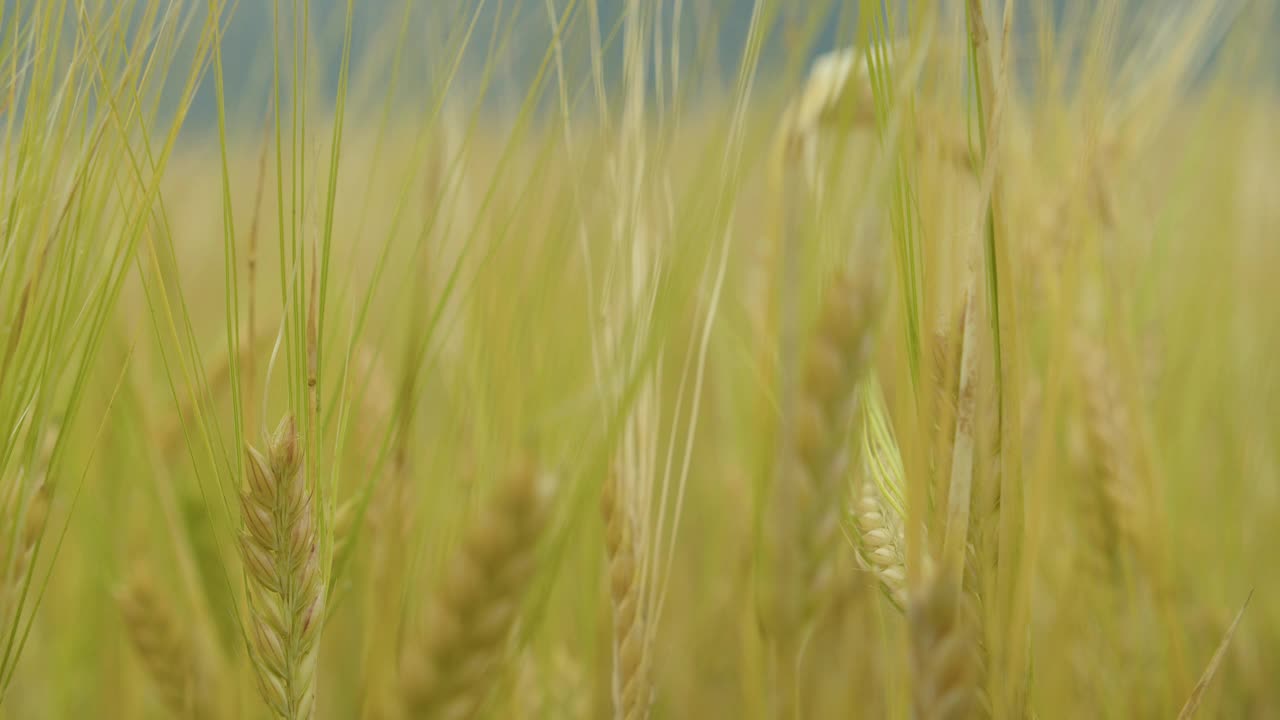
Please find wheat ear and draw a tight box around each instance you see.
[1,481,47,607]
[909,572,979,720]
[601,473,650,720]
[240,415,324,719]
[786,272,879,622]
[399,466,548,719]
[1075,334,1147,569]
[1,425,54,629]
[117,570,215,718]
[851,378,913,609]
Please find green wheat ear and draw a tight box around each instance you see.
[240,415,324,720]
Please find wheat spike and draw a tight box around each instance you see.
[786,272,880,623]
[601,473,651,720]
[240,415,324,720]
[399,466,549,719]
[776,41,970,192]
[2,481,47,600]
[851,381,914,610]
[1075,335,1147,568]
[117,570,215,718]
[909,572,979,720]
[1,424,54,628]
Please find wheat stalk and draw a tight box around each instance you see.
[398,466,549,719]
[931,287,993,714]
[1178,591,1253,720]
[117,569,215,719]
[240,415,324,720]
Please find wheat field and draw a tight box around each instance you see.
[1,0,1278,718]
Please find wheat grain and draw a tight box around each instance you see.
[851,380,911,609]
[851,486,908,609]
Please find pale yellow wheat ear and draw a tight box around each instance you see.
[786,270,881,621]
[1,423,54,629]
[765,268,880,718]
[1,477,47,614]
[601,472,650,720]
[850,377,910,609]
[909,570,979,720]
[774,38,968,192]
[774,44,884,190]
[1073,332,1147,572]
[117,569,217,719]
[239,415,324,720]
[398,465,550,719]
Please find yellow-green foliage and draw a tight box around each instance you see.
[0,1,1276,718]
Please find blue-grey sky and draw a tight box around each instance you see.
[1,1,1263,132]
